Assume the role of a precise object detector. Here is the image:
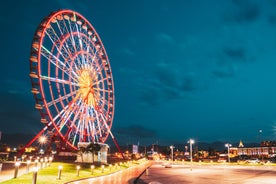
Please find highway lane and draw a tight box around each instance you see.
[136,162,276,184]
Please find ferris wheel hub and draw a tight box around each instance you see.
[77,68,97,107]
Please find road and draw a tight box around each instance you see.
[136,162,276,184]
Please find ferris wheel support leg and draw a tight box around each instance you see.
[109,131,125,160]
[18,126,48,156]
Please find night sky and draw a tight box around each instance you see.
[1,0,276,146]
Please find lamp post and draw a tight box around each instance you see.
[225,143,232,163]
[26,160,31,173]
[76,165,80,176]
[169,145,175,161]
[91,165,95,175]
[188,139,195,171]
[32,167,38,184]
[188,139,194,164]
[57,165,63,180]
[14,162,20,178]
[49,157,53,166]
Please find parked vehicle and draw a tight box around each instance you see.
[246,158,260,163]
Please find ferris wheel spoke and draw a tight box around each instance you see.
[40,75,78,86]
[46,90,78,107]
[57,19,84,69]
[87,119,94,142]
[41,46,79,81]
[57,99,82,132]
[66,18,84,67]
[87,107,101,143]
[45,29,70,62]
[54,19,75,56]
[53,97,79,124]
[68,103,85,145]
[94,110,103,138]
[46,26,79,77]
[94,76,112,85]
[92,122,99,142]
[51,15,83,73]
[100,113,112,133]
[56,17,86,71]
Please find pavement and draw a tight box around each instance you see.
[134,162,276,184]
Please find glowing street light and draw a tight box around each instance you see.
[26,160,31,173]
[225,143,232,163]
[58,165,63,180]
[49,157,53,166]
[188,139,195,165]
[170,145,175,161]
[32,167,38,184]
[76,165,81,176]
[91,165,95,175]
[14,162,21,178]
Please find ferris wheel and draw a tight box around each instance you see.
[28,10,115,151]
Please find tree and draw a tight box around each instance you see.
[86,143,101,163]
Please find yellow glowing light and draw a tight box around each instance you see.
[77,69,97,107]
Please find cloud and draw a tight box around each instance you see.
[115,124,157,138]
[0,79,30,95]
[224,0,260,23]
[120,47,136,56]
[155,33,175,45]
[139,84,162,106]
[180,77,196,91]
[137,62,197,106]
[212,67,235,78]
[224,47,246,61]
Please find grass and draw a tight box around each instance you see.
[1,160,143,184]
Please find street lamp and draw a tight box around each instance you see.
[225,143,232,163]
[91,165,95,175]
[76,165,81,176]
[188,139,195,163]
[58,165,63,180]
[14,162,21,178]
[26,160,31,173]
[32,167,38,184]
[170,145,175,161]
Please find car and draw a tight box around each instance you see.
[246,158,260,163]
[164,162,172,168]
[218,158,227,163]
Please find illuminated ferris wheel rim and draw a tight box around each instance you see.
[29,9,115,150]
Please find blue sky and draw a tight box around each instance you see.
[1,0,276,146]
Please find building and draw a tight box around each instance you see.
[229,140,276,158]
